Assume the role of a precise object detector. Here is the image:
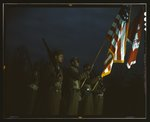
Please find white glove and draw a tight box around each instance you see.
[73,80,80,89]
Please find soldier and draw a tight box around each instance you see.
[64,57,81,116]
[36,39,64,117]
[37,51,64,117]
[47,50,64,116]
[8,46,32,117]
[27,62,40,116]
[34,43,64,117]
[32,59,49,117]
[37,50,64,117]
[79,64,95,116]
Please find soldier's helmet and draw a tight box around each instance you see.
[53,49,64,64]
[83,63,91,71]
[70,57,80,64]
[53,49,64,56]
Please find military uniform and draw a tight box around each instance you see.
[80,82,94,116]
[47,62,63,116]
[65,65,81,116]
[34,60,63,117]
[9,47,33,117]
[32,61,49,117]
[79,70,96,116]
[27,70,40,116]
[36,40,64,117]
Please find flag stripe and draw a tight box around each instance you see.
[106,13,125,42]
[113,21,127,62]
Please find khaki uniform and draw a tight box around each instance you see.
[64,66,81,116]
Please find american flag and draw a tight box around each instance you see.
[106,5,130,63]
[101,5,130,78]
[127,9,144,69]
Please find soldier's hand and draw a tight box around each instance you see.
[96,75,102,81]
[29,84,39,90]
[55,81,62,89]
[80,72,89,80]
[73,80,80,89]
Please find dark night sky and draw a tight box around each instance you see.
[5,5,145,78]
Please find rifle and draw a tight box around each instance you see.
[80,73,104,92]
[79,72,89,88]
[42,38,52,59]
[92,76,105,93]
[42,38,62,81]
[42,38,56,67]
[91,76,101,91]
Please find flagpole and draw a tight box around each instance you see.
[91,40,106,71]
[91,40,107,91]
[80,39,106,88]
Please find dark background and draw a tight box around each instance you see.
[4,5,145,70]
[3,4,146,118]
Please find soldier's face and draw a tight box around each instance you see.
[57,54,64,64]
[84,66,91,74]
[74,60,80,68]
